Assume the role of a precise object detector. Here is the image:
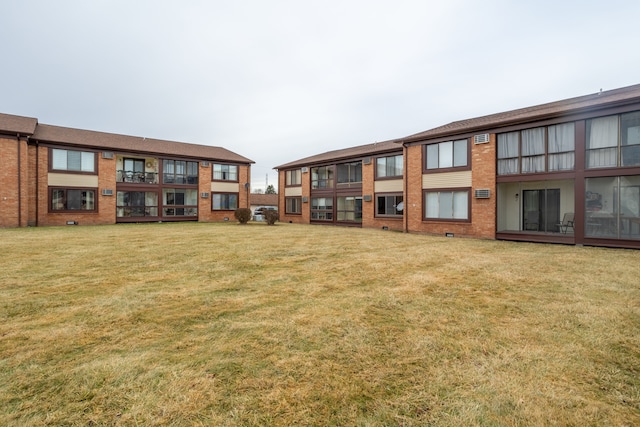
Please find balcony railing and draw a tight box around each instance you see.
[117,170,158,184]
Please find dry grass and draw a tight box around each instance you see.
[1,222,639,426]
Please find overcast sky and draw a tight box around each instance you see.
[2,1,639,190]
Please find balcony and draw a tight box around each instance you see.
[117,170,158,184]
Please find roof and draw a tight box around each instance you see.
[250,193,278,207]
[274,139,400,169]
[398,83,640,143]
[0,113,38,136]
[32,123,254,164]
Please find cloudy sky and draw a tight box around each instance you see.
[2,1,639,190]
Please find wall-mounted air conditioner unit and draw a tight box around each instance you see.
[301,167,309,173]
[101,189,113,196]
[102,151,114,159]
[363,194,372,202]
[302,196,308,203]
[474,134,490,144]
[363,157,371,165]
[201,192,209,198]
[474,189,491,198]
[201,161,210,167]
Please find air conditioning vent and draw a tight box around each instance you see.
[301,167,309,173]
[200,192,209,198]
[363,157,371,165]
[474,133,490,144]
[201,161,210,167]
[101,189,113,196]
[363,194,372,202]
[102,151,114,159]
[474,189,491,199]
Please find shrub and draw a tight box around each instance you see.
[234,208,252,224]
[263,209,279,225]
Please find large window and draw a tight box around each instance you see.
[50,188,96,211]
[286,169,301,186]
[285,197,302,214]
[213,164,238,181]
[425,140,468,170]
[311,166,333,189]
[376,155,403,178]
[212,193,238,210]
[336,196,362,222]
[585,175,640,239]
[51,149,96,173]
[498,123,575,175]
[587,111,640,168]
[116,191,158,217]
[376,193,403,217]
[337,162,362,185]
[163,160,198,184]
[163,189,198,216]
[424,189,469,220]
[310,197,333,220]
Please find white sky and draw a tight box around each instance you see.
[2,0,639,191]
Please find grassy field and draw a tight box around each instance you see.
[1,222,639,426]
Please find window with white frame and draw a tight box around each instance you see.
[310,197,333,220]
[51,148,96,172]
[376,155,403,178]
[424,189,469,220]
[425,140,468,170]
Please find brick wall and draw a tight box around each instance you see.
[404,138,497,239]
[0,136,20,227]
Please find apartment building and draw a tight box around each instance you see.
[0,113,253,228]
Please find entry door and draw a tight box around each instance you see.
[523,189,560,232]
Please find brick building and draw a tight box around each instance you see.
[276,84,640,249]
[0,113,253,228]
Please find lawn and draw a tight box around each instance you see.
[1,222,639,426]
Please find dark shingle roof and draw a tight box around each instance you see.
[274,139,400,169]
[0,113,38,136]
[32,123,253,164]
[398,83,640,143]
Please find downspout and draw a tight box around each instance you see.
[403,141,409,233]
[35,140,39,226]
[17,134,22,226]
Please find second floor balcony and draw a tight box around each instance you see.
[117,170,159,184]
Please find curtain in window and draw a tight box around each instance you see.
[425,193,439,218]
[497,132,519,174]
[548,123,575,171]
[587,116,618,168]
[453,192,468,219]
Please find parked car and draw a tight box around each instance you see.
[253,206,276,221]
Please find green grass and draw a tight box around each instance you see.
[1,222,639,426]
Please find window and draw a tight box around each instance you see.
[116,191,158,217]
[163,160,198,184]
[212,193,238,210]
[337,162,362,185]
[286,169,302,186]
[425,140,468,170]
[497,132,519,174]
[336,196,362,222]
[51,149,95,172]
[376,194,403,217]
[50,188,96,211]
[585,175,640,239]
[285,197,302,214]
[376,155,403,178]
[310,197,333,220]
[548,123,575,171]
[424,189,469,220]
[163,189,198,216]
[311,166,333,189]
[622,111,640,167]
[213,164,238,181]
[521,127,545,173]
[498,123,576,174]
[586,115,618,168]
